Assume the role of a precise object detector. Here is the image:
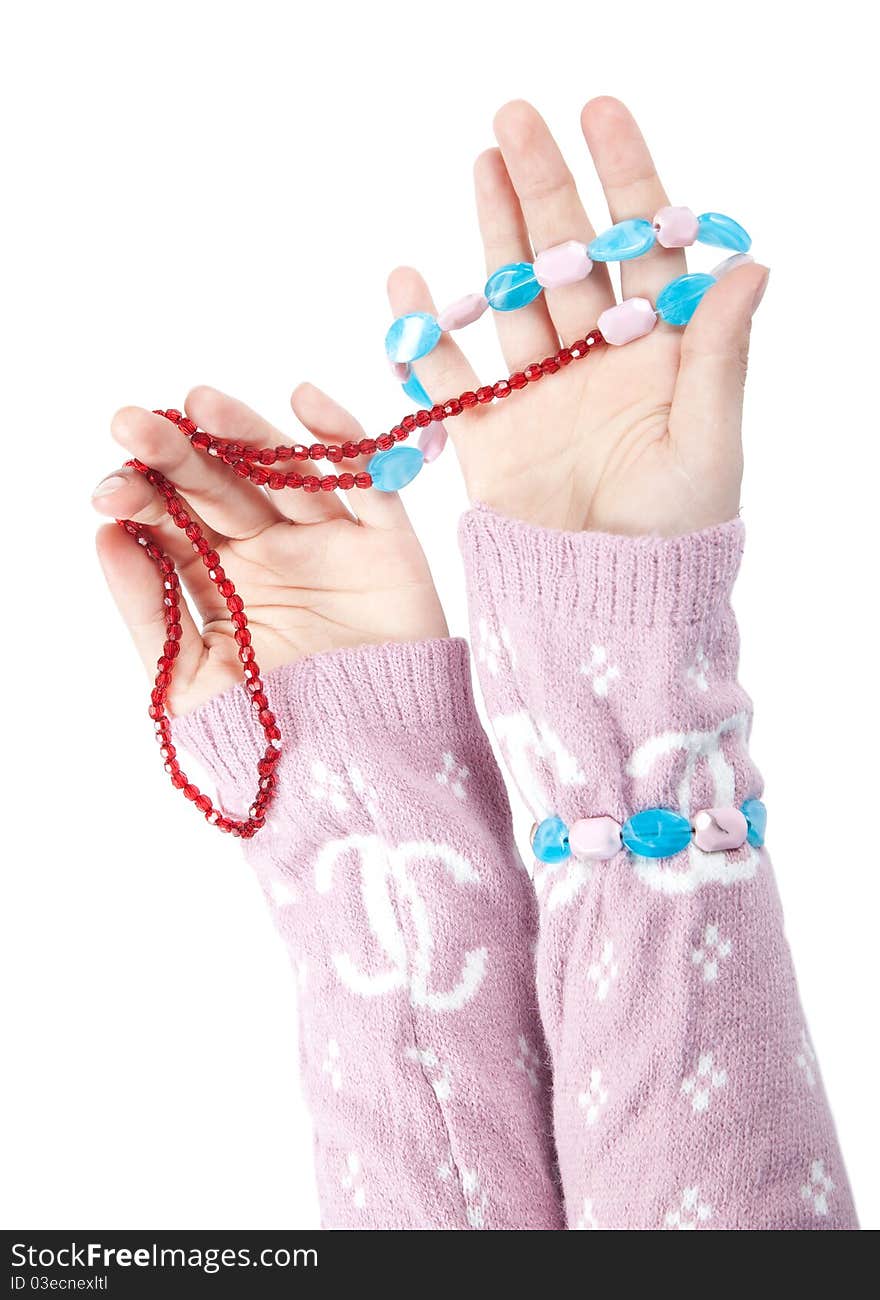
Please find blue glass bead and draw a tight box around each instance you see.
[532,816,570,865]
[401,370,431,408]
[587,218,656,262]
[621,808,692,859]
[740,798,767,848]
[656,272,716,326]
[367,446,425,492]
[696,212,752,254]
[485,262,543,312]
[385,312,442,364]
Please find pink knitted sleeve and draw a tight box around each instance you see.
[173,637,562,1230]
[460,506,857,1231]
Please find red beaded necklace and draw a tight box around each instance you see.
[120,328,606,835]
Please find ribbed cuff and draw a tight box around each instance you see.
[172,637,479,792]
[459,505,744,628]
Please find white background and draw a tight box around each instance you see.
[2,0,877,1230]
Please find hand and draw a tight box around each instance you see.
[388,97,769,536]
[94,385,447,714]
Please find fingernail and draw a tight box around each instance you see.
[91,473,128,499]
[752,269,770,313]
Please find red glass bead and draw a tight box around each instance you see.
[354,472,372,489]
[342,441,360,459]
[524,364,543,382]
[541,357,559,375]
[359,438,377,455]
[460,391,478,408]
[309,444,327,460]
[191,431,210,451]
[415,409,432,426]
[320,476,337,492]
[476,386,494,404]
[401,415,417,432]
[285,472,304,489]
[445,398,462,416]
[493,380,511,399]
[376,434,395,450]
[326,445,343,463]
[338,472,354,490]
[268,472,285,490]
[277,445,294,461]
[303,476,321,493]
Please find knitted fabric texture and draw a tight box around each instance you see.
[459,505,857,1230]
[174,638,563,1230]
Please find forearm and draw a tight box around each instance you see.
[461,505,857,1230]
[174,637,562,1230]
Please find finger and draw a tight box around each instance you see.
[474,148,559,370]
[671,262,769,468]
[111,406,282,540]
[96,521,203,701]
[581,96,687,305]
[92,465,226,622]
[492,100,613,343]
[387,265,480,463]
[290,382,407,530]
[185,386,348,526]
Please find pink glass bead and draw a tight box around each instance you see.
[533,240,593,289]
[389,361,411,381]
[418,421,448,463]
[567,816,622,861]
[693,807,749,853]
[652,205,699,249]
[437,293,488,332]
[597,297,657,346]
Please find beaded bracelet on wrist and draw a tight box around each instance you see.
[531,799,767,865]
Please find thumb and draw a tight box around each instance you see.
[670,259,769,462]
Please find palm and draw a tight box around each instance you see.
[454,330,739,536]
[189,517,443,710]
[388,97,763,538]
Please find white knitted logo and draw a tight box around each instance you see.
[681,1051,728,1114]
[341,1152,365,1209]
[435,751,470,801]
[477,618,516,677]
[801,1158,834,1216]
[576,1198,600,1230]
[406,1046,452,1101]
[580,644,621,698]
[625,712,760,894]
[691,922,732,984]
[322,1038,342,1092]
[493,709,587,820]
[514,1035,541,1091]
[587,938,619,1002]
[315,834,487,1012]
[795,1027,818,1090]
[578,1067,609,1126]
[664,1187,712,1229]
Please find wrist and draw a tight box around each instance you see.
[460,504,744,629]
[171,637,480,813]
